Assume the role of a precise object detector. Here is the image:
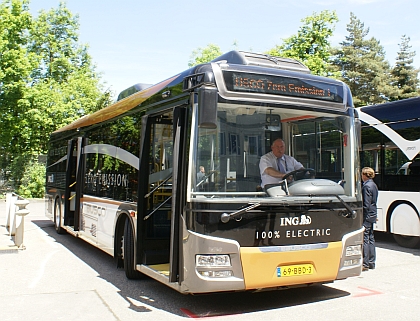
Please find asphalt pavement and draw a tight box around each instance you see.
[1,197,420,321]
[0,198,158,321]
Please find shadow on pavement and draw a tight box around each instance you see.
[32,219,350,318]
[374,231,420,256]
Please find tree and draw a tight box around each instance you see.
[333,13,397,107]
[266,10,339,77]
[0,0,36,181]
[17,159,45,197]
[188,44,222,67]
[0,0,111,193]
[390,35,420,100]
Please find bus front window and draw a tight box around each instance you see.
[190,103,353,198]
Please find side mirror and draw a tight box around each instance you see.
[353,108,362,147]
[355,118,361,148]
[198,86,218,129]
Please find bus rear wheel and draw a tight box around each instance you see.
[393,234,420,249]
[54,200,65,235]
[123,219,143,279]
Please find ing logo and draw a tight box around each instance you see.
[280,215,312,226]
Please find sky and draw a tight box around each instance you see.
[29,0,420,99]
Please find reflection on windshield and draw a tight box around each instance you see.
[191,104,350,198]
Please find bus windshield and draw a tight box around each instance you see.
[189,102,353,199]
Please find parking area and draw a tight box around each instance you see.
[1,198,419,320]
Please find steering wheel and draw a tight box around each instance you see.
[282,168,316,182]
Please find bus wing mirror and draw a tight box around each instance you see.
[355,118,362,146]
[198,86,218,129]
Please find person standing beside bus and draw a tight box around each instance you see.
[361,167,378,271]
[259,138,304,188]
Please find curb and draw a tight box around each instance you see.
[0,245,19,254]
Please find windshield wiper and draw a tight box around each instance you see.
[145,174,172,198]
[292,193,358,218]
[144,196,172,220]
[335,195,357,218]
[220,202,261,223]
[219,195,356,223]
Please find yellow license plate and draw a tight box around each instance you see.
[277,264,314,277]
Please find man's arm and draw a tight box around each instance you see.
[260,154,287,179]
[264,167,286,179]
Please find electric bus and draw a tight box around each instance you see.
[46,51,363,294]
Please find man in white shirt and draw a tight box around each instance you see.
[197,165,206,183]
[259,138,303,188]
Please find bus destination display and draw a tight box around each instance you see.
[224,71,344,103]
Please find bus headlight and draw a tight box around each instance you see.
[196,254,231,267]
[346,245,362,256]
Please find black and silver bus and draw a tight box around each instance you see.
[46,51,363,294]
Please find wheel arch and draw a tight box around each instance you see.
[114,210,139,267]
[386,200,420,236]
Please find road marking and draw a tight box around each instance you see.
[180,308,199,318]
[353,286,383,297]
[28,250,58,288]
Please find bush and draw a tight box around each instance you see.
[17,161,46,198]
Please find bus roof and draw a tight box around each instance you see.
[359,97,420,125]
[52,51,349,135]
[358,97,420,160]
[211,51,311,73]
[53,75,179,134]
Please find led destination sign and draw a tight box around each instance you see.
[223,71,344,103]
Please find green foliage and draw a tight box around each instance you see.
[390,35,420,100]
[17,159,45,198]
[0,0,36,162]
[332,13,397,106]
[0,0,111,191]
[267,10,339,77]
[29,2,92,83]
[188,44,223,67]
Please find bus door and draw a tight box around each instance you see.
[137,107,187,282]
[64,137,85,231]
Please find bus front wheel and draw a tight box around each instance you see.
[123,219,143,279]
[390,203,420,248]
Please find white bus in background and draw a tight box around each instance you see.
[358,97,420,248]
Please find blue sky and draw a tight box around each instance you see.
[29,0,420,98]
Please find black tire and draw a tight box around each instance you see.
[123,219,142,279]
[54,200,65,234]
[393,234,420,249]
[115,224,124,269]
